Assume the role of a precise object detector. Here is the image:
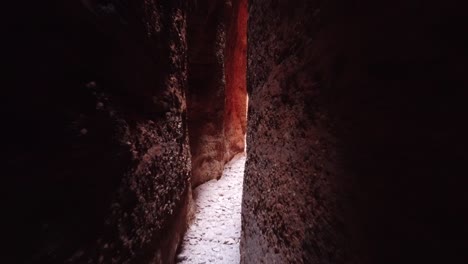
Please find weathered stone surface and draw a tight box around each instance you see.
[5,1,191,263]
[187,0,227,187]
[224,0,248,161]
[242,0,468,264]
[187,0,247,187]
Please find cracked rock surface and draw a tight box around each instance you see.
[177,153,246,264]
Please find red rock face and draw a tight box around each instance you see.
[5,1,191,263]
[186,0,247,187]
[186,0,227,187]
[224,0,248,161]
[242,0,468,264]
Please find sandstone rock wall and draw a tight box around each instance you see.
[224,0,248,160]
[186,0,227,187]
[187,0,248,187]
[242,0,468,263]
[5,1,191,263]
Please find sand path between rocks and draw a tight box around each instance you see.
[176,153,246,264]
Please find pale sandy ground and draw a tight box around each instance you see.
[176,153,246,264]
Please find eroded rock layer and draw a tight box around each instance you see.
[224,0,248,161]
[187,0,247,187]
[242,0,468,264]
[5,1,191,263]
[187,0,227,187]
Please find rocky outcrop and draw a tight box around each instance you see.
[242,0,468,264]
[5,1,191,263]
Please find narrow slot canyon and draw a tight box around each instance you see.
[179,0,248,262]
[4,0,468,264]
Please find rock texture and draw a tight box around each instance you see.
[177,153,246,264]
[242,0,468,264]
[186,0,227,187]
[5,1,191,263]
[187,0,248,187]
[224,0,248,161]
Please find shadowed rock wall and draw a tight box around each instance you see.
[224,0,248,160]
[187,0,247,187]
[5,1,191,263]
[186,0,227,187]
[242,0,468,263]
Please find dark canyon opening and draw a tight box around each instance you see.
[4,0,468,264]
